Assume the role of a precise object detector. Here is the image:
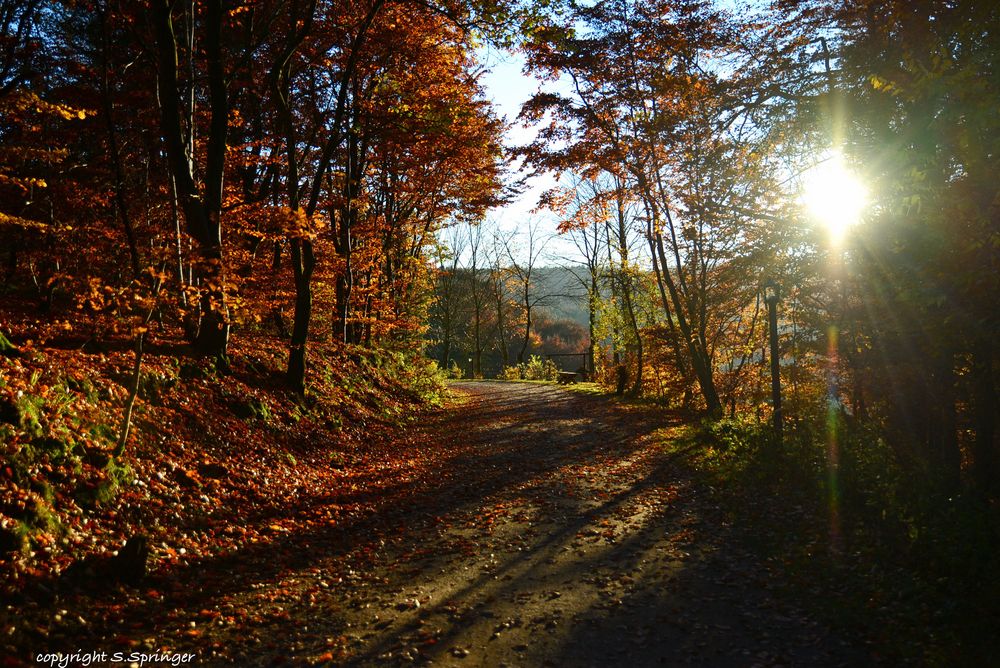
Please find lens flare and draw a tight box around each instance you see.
[800,153,869,245]
[826,324,842,554]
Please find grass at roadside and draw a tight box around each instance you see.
[656,415,1000,666]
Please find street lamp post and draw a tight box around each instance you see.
[764,280,783,444]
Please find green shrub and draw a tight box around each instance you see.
[14,393,45,439]
[498,364,522,380]
[64,375,99,403]
[179,359,216,380]
[372,353,447,406]
[89,422,115,445]
[526,356,557,380]
[0,521,30,555]
[702,416,771,454]
[325,413,342,431]
[327,450,351,468]
[498,356,560,381]
[0,330,18,357]
[30,435,76,463]
[75,458,134,508]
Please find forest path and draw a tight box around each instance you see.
[255,381,873,667]
[25,381,876,667]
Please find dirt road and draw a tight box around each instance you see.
[25,381,876,666]
[260,381,873,667]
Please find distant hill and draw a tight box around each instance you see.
[532,266,591,329]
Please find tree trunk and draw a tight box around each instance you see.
[614,349,627,396]
[333,127,362,344]
[153,0,229,358]
[621,282,643,396]
[654,231,721,416]
[99,8,140,279]
[473,300,482,378]
[517,304,531,365]
[114,332,145,459]
[588,274,598,378]
[270,2,320,391]
[286,238,315,393]
[493,278,508,367]
[647,233,690,381]
[440,333,452,370]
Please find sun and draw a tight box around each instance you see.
[799,152,869,244]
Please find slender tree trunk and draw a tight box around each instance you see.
[517,302,532,365]
[153,0,229,358]
[495,291,508,367]
[269,2,319,390]
[169,175,188,306]
[588,273,598,378]
[654,231,721,415]
[114,273,163,457]
[115,332,145,459]
[287,239,315,394]
[614,347,626,396]
[194,0,229,357]
[363,291,373,347]
[647,233,689,380]
[473,299,482,378]
[440,329,452,370]
[621,283,643,396]
[99,9,140,278]
[334,127,362,344]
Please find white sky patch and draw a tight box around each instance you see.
[476,47,580,266]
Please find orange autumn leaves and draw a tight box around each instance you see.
[0,0,508,388]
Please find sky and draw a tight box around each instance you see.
[475,47,581,265]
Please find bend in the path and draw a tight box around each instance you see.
[313,382,876,667]
[40,381,875,667]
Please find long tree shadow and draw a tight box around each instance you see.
[25,379,873,667]
[331,381,873,666]
[339,427,697,665]
[22,382,678,658]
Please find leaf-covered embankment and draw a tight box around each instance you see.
[0,327,444,647]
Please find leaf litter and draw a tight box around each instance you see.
[4,377,880,666]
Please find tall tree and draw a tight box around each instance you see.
[522,0,780,413]
[503,220,551,365]
[152,0,236,356]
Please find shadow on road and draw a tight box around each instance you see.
[27,381,874,667]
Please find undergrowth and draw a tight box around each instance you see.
[498,355,560,381]
[665,414,1000,665]
[0,335,446,584]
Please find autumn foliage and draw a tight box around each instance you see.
[0,0,517,594]
[508,0,999,497]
